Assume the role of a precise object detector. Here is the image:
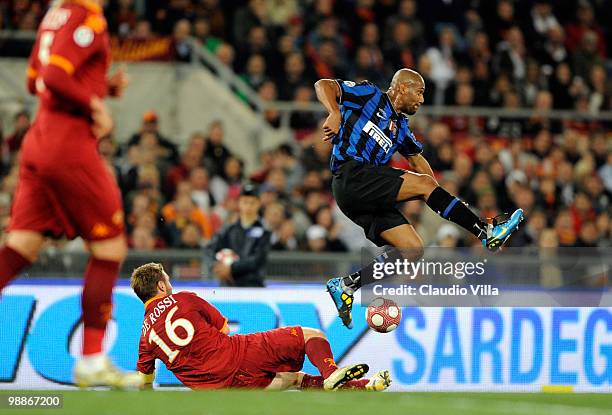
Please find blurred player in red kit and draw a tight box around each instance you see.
[0,0,141,388]
[131,263,392,391]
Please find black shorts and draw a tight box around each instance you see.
[332,160,408,246]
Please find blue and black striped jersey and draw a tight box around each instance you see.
[330,79,423,173]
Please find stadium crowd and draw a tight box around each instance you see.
[0,0,610,253]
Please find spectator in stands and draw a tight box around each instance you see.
[384,20,419,79]
[572,30,603,82]
[215,42,236,69]
[233,0,268,48]
[289,85,319,131]
[437,224,460,248]
[549,63,575,109]
[131,19,154,40]
[564,1,606,56]
[263,201,286,242]
[107,0,138,37]
[193,17,221,52]
[164,148,202,200]
[426,26,461,103]
[161,195,212,246]
[278,52,308,100]
[203,120,232,176]
[206,183,271,287]
[588,64,611,113]
[314,206,347,252]
[257,80,281,127]
[528,0,560,49]
[130,226,158,251]
[177,223,203,249]
[128,111,179,164]
[271,219,298,251]
[240,54,268,91]
[485,0,516,46]
[305,224,327,252]
[210,156,244,204]
[384,0,424,51]
[236,25,274,72]
[494,26,527,82]
[171,19,194,62]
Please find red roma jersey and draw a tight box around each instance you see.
[137,292,247,389]
[27,0,110,117]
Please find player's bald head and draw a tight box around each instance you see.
[387,68,426,115]
[390,68,424,90]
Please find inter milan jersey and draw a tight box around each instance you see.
[330,79,423,173]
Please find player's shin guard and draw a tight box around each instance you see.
[82,258,120,356]
[0,246,32,291]
[304,337,338,378]
[426,187,487,239]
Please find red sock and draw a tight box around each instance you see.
[304,337,338,378]
[82,258,120,356]
[0,246,32,291]
[300,374,324,389]
[342,379,369,390]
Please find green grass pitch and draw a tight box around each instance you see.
[6,391,612,415]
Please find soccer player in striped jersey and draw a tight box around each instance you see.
[315,69,524,329]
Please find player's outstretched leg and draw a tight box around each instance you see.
[74,236,143,389]
[425,186,524,252]
[299,370,392,391]
[302,328,368,390]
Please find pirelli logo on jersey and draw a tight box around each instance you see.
[363,120,392,153]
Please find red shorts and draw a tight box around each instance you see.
[229,326,306,389]
[9,127,124,241]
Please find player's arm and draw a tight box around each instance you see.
[40,14,105,115]
[314,79,341,141]
[406,154,435,178]
[107,65,129,98]
[25,39,41,95]
[136,340,156,389]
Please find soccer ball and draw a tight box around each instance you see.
[215,248,239,266]
[366,297,401,333]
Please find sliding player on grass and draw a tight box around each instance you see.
[315,69,524,329]
[131,263,391,391]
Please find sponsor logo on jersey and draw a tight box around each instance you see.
[363,120,392,153]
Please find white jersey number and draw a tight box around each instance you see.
[148,306,195,363]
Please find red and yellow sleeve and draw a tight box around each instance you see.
[136,340,156,376]
[40,11,106,113]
